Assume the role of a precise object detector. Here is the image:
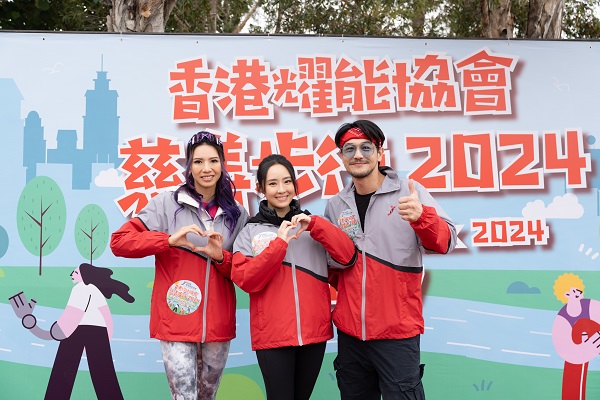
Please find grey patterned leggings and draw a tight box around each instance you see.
[160,340,230,400]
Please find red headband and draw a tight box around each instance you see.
[339,127,375,147]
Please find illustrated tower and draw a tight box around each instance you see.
[83,59,119,165]
[23,111,46,182]
[1,78,27,184]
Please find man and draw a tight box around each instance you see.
[325,120,457,399]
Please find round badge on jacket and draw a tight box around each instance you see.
[166,280,202,315]
[251,231,277,256]
[338,209,360,240]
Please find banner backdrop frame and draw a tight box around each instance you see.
[0,31,599,399]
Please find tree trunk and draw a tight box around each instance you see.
[526,0,565,38]
[208,0,218,33]
[274,0,283,34]
[106,0,177,33]
[411,1,426,37]
[481,0,514,38]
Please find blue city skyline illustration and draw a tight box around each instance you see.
[22,61,120,190]
[0,65,128,270]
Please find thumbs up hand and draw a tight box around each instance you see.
[397,179,423,222]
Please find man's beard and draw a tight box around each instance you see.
[347,162,376,179]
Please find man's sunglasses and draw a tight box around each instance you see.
[340,142,377,158]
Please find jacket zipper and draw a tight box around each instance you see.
[289,245,303,346]
[200,207,220,343]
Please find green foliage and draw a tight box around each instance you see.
[436,0,532,38]
[438,0,483,37]
[165,0,253,33]
[438,0,600,39]
[511,0,529,38]
[0,0,108,31]
[74,204,109,264]
[249,0,600,38]
[0,0,598,38]
[248,0,442,36]
[16,176,66,275]
[563,0,600,38]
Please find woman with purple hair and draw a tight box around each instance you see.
[111,131,249,399]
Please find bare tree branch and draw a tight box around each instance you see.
[234,0,262,33]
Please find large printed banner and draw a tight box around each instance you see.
[1,32,599,399]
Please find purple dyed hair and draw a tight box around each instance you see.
[174,131,242,235]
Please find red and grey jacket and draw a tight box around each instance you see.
[325,167,456,341]
[232,200,357,350]
[110,190,249,343]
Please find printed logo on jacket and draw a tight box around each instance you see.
[251,232,278,256]
[338,209,360,240]
[166,280,202,315]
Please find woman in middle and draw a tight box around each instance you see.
[232,154,357,400]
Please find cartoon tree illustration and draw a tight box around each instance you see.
[0,225,8,278]
[74,204,109,264]
[17,176,66,275]
[0,225,8,259]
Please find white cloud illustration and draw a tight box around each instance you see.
[94,168,124,187]
[522,193,583,219]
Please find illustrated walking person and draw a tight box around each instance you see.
[9,263,134,400]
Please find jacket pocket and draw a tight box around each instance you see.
[394,365,425,399]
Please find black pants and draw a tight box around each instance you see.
[256,341,327,400]
[334,330,425,400]
[45,325,124,400]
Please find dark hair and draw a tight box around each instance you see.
[174,131,242,235]
[79,263,135,303]
[256,154,298,195]
[334,119,386,148]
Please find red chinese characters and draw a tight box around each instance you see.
[220,58,274,119]
[169,48,519,120]
[454,47,519,115]
[169,58,215,123]
[220,130,254,209]
[398,53,461,112]
[315,133,345,198]
[116,136,185,217]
